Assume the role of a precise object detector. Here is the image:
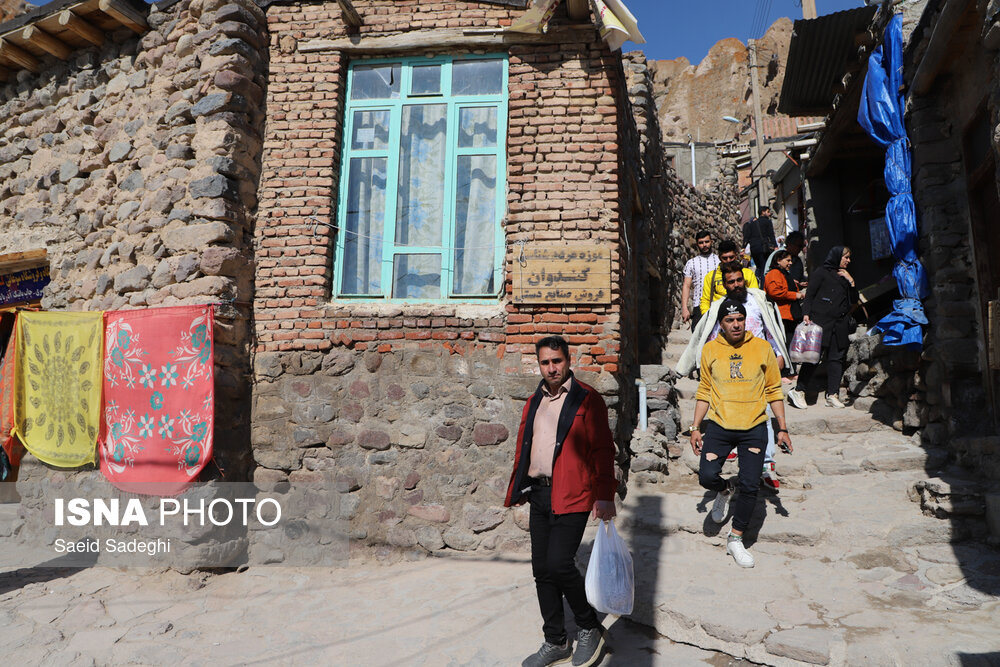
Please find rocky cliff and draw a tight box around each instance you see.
[649,18,796,143]
[0,0,25,23]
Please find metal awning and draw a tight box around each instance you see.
[779,6,878,117]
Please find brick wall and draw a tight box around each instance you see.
[257,3,624,374]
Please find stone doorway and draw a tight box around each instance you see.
[963,108,1000,428]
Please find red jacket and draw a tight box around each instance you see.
[504,376,618,514]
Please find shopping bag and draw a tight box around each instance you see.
[585,519,634,615]
[789,321,823,364]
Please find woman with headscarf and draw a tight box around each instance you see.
[786,246,858,409]
[763,249,805,352]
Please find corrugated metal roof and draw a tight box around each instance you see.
[778,6,878,117]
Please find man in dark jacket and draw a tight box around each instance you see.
[744,206,778,284]
[505,335,618,667]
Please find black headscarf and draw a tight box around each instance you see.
[823,245,847,271]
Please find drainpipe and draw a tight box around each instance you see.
[635,378,647,432]
[688,134,697,186]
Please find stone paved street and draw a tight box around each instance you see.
[1,328,999,666]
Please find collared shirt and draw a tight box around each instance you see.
[528,376,572,478]
[683,253,720,309]
[708,293,783,359]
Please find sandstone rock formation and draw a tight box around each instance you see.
[649,18,795,143]
[0,0,25,23]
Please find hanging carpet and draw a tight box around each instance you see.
[0,320,24,467]
[13,311,103,467]
[100,305,214,495]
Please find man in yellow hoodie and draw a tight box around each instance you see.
[689,299,793,568]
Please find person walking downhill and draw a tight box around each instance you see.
[681,229,720,331]
[680,261,789,488]
[744,206,777,284]
[786,246,859,410]
[699,240,759,315]
[764,249,806,358]
[505,336,618,667]
[689,300,793,568]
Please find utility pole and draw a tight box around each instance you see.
[748,39,768,211]
[802,0,817,20]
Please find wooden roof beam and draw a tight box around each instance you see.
[566,0,590,21]
[98,0,148,34]
[21,26,71,60]
[337,0,362,27]
[0,39,40,73]
[58,10,105,47]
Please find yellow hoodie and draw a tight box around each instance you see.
[696,331,783,431]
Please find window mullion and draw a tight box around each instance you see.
[333,98,354,296]
[381,99,403,299]
[495,95,509,297]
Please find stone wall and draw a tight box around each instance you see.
[0,0,267,488]
[253,0,638,557]
[620,54,742,358]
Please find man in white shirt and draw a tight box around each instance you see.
[681,230,720,331]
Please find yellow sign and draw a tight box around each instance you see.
[513,244,612,304]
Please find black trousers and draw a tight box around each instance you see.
[690,305,703,331]
[796,328,846,396]
[698,422,767,532]
[529,486,600,645]
[752,251,771,283]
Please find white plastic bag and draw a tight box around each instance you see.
[585,519,634,616]
[789,320,823,364]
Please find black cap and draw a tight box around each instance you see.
[717,299,747,322]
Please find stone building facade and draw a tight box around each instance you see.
[0,0,742,557]
[781,0,1000,483]
[251,0,658,555]
[0,0,265,489]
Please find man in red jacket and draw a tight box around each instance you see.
[505,335,618,667]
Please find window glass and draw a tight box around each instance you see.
[393,254,441,299]
[337,56,506,301]
[351,110,390,150]
[351,64,401,100]
[411,64,442,96]
[341,157,386,294]
[458,107,498,149]
[453,156,497,295]
[452,59,503,95]
[396,104,448,246]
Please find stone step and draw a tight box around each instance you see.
[0,502,22,538]
[617,490,826,548]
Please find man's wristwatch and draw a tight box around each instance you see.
[690,424,701,432]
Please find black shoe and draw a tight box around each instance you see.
[572,627,606,666]
[522,641,572,667]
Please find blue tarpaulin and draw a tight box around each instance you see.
[857,14,928,347]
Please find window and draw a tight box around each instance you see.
[334,55,509,301]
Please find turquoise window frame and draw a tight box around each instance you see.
[333,54,509,302]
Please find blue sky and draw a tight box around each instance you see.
[623,0,868,63]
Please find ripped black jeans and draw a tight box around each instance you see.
[698,421,767,532]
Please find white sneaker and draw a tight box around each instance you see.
[787,389,807,409]
[710,484,733,523]
[825,394,846,409]
[726,534,755,568]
